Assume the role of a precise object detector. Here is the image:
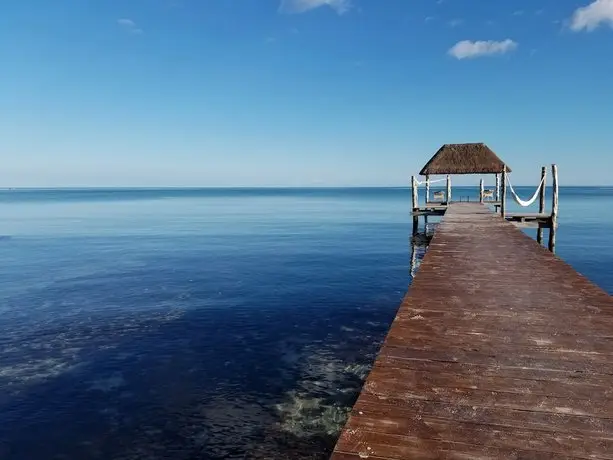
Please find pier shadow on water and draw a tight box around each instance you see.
[410,220,438,278]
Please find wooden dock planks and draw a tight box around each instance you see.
[331,203,613,460]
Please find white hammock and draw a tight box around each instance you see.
[415,178,447,186]
[505,173,545,207]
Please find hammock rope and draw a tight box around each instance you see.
[505,173,546,208]
[415,178,447,186]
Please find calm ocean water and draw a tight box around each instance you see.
[1,187,612,459]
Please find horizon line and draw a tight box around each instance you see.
[1,185,609,190]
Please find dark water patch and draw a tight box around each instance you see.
[0,302,395,459]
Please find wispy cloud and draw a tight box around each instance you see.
[448,39,518,59]
[279,0,351,14]
[117,18,135,27]
[570,0,613,31]
[117,18,143,34]
[448,18,464,27]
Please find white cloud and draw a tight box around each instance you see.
[448,39,518,59]
[570,0,613,31]
[117,19,135,27]
[279,0,351,14]
[117,18,143,34]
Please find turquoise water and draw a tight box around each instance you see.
[0,187,611,459]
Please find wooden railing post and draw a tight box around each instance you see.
[411,176,419,235]
[501,166,507,218]
[537,166,547,245]
[495,173,500,202]
[411,176,418,211]
[479,178,484,203]
[548,164,559,253]
[425,175,430,204]
[539,166,547,214]
[446,175,451,204]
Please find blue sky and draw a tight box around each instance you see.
[1,0,612,186]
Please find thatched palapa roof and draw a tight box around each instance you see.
[420,143,511,175]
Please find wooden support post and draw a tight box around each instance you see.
[495,174,500,202]
[409,240,417,278]
[537,166,547,245]
[539,166,547,214]
[548,164,559,253]
[425,175,430,204]
[479,178,484,203]
[411,175,419,236]
[446,175,451,204]
[500,166,507,218]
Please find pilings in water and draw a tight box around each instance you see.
[479,179,484,203]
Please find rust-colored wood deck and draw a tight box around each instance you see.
[331,203,613,460]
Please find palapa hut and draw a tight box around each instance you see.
[416,143,511,206]
[420,143,510,176]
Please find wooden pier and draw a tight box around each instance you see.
[411,144,559,252]
[331,202,613,460]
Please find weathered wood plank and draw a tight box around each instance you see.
[374,356,613,384]
[331,203,613,459]
[355,395,613,436]
[384,328,613,356]
[335,430,592,460]
[364,366,613,401]
[380,344,613,375]
[362,376,613,418]
[339,414,613,458]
